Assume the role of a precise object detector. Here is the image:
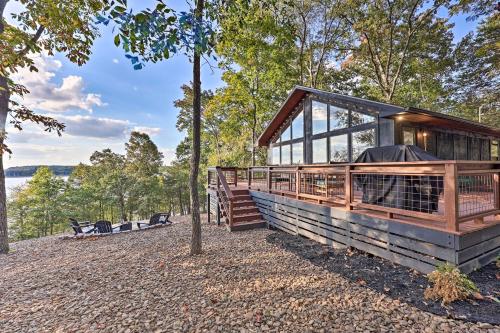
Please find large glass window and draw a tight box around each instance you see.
[281,144,291,165]
[312,101,328,135]
[330,134,348,162]
[352,129,376,161]
[403,127,416,145]
[351,110,375,127]
[292,142,303,164]
[329,106,349,131]
[292,111,304,139]
[272,146,280,165]
[312,138,327,163]
[281,125,291,142]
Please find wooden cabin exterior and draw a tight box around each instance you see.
[259,86,499,165]
[207,86,500,274]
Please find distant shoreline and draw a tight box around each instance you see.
[5,165,75,178]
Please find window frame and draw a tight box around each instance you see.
[269,106,305,166]
[310,97,378,163]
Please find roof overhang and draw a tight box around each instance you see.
[389,107,500,138]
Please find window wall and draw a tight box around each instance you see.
[310,99,377,163]
[269,108,304,165]
[269,97,378,165]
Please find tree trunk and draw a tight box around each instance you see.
[0,74,9,254]
[189,0,204,256]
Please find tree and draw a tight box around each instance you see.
[341,0,454,106]
[90,149,130,222]
[126,131,164,219]
[447,2,499,126]
[0,0,106,253]
[214,1,298,165]
[102,0,217,255]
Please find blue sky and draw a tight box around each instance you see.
[4,1,476,168]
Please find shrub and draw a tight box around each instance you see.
[424,263,478,305]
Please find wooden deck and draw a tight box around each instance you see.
[208,162,500,273]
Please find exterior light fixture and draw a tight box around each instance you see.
[396,115,404,121]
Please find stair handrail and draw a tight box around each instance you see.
[216,167,234,227]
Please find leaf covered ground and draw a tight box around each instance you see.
[0,215,498,333]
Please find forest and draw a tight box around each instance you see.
[2,0,499,242]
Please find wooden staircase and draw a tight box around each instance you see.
[225,189,266,231]
[210,167,266,232]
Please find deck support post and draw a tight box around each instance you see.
[494,172,499,212]
[216,201,221,225]
[207,193,211,224]
[229,200,234,229]
[345,165,352,211]
[444,163,459,232]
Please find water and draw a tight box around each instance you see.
[5,176,69,197]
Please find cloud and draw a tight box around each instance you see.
[11,55,104,113]
[112,58,119,64]
[133,126,161,136]
[160,148,176,166]
[54,114,131,139]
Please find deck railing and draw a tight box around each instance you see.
[208,167,236,228]
[208,161,500,233]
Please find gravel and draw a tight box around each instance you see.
[0,214,498,333]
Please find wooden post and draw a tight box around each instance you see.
[234,168,238,187]
[444,163,459,232]
[216,201,221,226]
[248,167,252,189]
[267,167,272,192]
[494,172,500,219]
[229,200,234,228]
[345,165,352,211]
[296,168,300,199]
[207,193,211,224]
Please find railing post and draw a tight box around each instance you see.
[267,167,271,192]
[296,167,300,199]
[345,165,352,211]
[444,162,459,232]
[234,168,238,187]
[248,167,252,189]
[494,172,500,217]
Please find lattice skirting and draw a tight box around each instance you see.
[249,191,500,274]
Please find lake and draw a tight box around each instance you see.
[5,176,69,197]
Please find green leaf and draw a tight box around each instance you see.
[114,34,121,47]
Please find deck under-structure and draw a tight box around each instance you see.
[207,162,500,273]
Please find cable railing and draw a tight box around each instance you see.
[208,161,500,233]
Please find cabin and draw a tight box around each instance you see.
[207,86,500,274]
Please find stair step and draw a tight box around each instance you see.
[232,189,250,196]
[233,213,262,223]
[230,220,267,231]
[233,200,256,208]
[233,206,259,215]
[233,194,252,201]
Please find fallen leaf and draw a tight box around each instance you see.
[472,292,484,300]
[356,278,367,286]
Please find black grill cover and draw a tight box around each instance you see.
[354,145,442,213]
[354,144,440,163]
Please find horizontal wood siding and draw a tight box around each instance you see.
[455,224,500,273]
[249,191,499,273]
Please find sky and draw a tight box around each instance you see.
[3,1,477,169]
